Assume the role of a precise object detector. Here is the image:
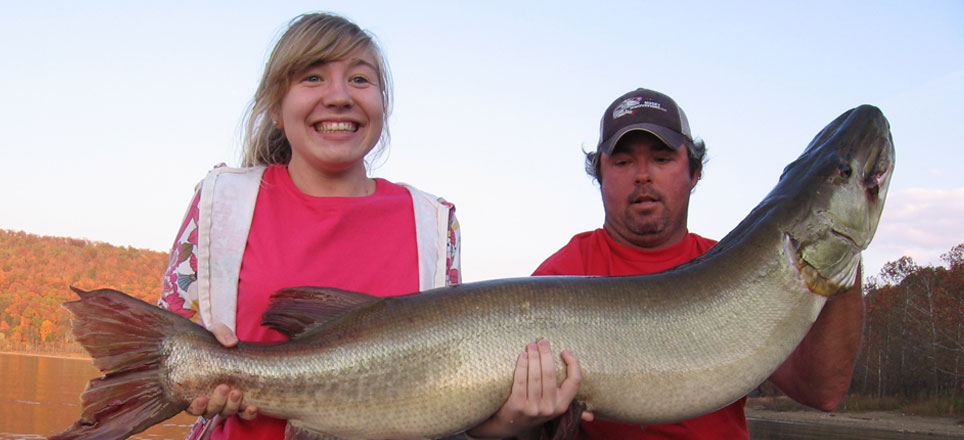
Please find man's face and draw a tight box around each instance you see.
[600,131,700,250]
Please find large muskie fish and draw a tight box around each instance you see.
[52,105,894,439]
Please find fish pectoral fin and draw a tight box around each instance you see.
[284,422,347,440]
[262,286,384,338]
[545,399,588,440]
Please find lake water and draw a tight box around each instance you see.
[0,352,193,440]
[1,352,960,439]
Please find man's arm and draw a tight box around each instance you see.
[768,267,864,410]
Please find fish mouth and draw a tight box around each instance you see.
[830,228,862,250]
[785,232,860,297]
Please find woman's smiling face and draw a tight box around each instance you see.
[276,48,385,176]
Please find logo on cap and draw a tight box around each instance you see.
[613,97,668,119]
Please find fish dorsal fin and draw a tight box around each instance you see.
[261,286,382,339]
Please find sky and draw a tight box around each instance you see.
[1,1,962,284]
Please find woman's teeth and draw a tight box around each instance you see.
[315,121,358,133]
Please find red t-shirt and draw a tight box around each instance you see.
[533,229,749,440]
[214,165,421,440]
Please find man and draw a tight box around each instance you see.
[529,88,863,438]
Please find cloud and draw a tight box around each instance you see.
[863,187,964,277]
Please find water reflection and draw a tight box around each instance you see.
[0,352,192,440]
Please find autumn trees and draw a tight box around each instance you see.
[0,230,167,352]
[853,244,964,401]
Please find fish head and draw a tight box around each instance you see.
[778,105,895,296]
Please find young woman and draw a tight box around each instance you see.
[158,13,460,439]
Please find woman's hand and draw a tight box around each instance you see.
[184,324,258,420]
[466,340,592,439]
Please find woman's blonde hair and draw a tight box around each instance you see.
[241,13,392,167]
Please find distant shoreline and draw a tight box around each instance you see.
[0,350,90,360]
[746,401,964,437]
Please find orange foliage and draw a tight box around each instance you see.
[40,319,54,342]
[0,229,169,352]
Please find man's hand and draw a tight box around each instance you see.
[185,324,258,421]
[467,340,593,440]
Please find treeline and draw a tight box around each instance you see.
[852,243,964,400]
[0,229,169,352]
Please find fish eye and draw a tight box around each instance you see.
[837,159,853,178]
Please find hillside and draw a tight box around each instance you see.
[0,229,169,352]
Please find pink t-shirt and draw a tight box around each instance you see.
[213,165,420,440]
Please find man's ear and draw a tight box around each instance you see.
[690,169,701,191]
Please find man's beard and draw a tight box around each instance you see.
[623,210,667,238]
[623,187,668,238]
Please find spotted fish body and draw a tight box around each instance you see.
[52,105,894,440]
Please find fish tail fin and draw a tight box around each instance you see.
[49,287,196,440]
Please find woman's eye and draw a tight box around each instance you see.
[304,74,322,82]
[350,75,372,85]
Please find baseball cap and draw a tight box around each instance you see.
[597,88,693,155]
